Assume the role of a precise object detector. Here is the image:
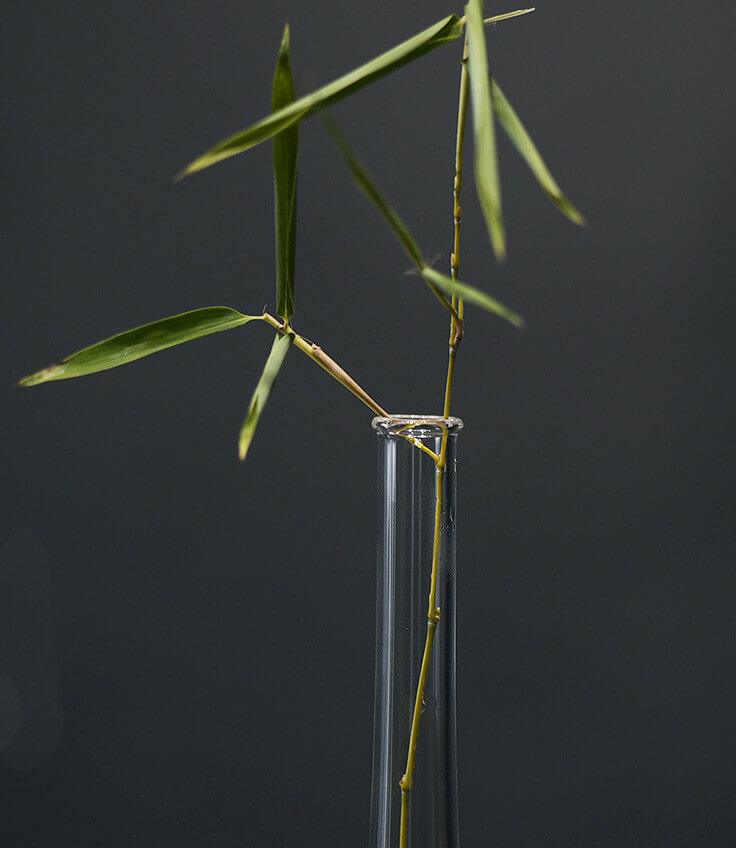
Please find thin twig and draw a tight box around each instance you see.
[398,33,471,848]
[261,313,439,462]
[443,38,471,418]
[399,429,448,847]
[262,312,387,416]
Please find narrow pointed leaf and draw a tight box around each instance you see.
[421,266,525,329]
[19,307,258,386]
[179,15,463,178]
[272,24,299,321]
[325,117,423,268]
[491,79,586,225]
[238,332,293,460]
[466,0,505,260]
[484,7,536,25]
[325,118,455,312]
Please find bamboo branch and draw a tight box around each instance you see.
[262,312,387,415]
[398,31,472,846]
[261,313,439,462]
[443,39,471,419]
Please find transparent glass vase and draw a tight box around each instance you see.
[369,415,462,848]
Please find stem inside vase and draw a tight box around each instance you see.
[369,416,462,848]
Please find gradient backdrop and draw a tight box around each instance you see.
[3,1,735,845]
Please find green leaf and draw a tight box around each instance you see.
[19,306,259,386]
[484,7,536,25]
[491,79,586,226]
[326,117,522,325]
[324,117,423,268]
[421,266,525,329]
[325,117,457,313]
[466,0,505,260]
[325,113,522,328]
[178,14,463,178]
[272,24,299,322]
[239,332,293,460]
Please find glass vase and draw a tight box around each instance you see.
[369,415,462,848]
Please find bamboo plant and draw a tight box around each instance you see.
[19,3,584,844]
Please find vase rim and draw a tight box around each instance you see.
[372,414,463,437]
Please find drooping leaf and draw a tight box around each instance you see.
[466,0,505,260]
[491,79,586,226]
[325,118,455,311]
[325,117,523,324]
[272,24,299,322]
[421,266,525,329]
[324,117,521,327]
[325,117,423,268]
[238,332,293,460]
[19,307,259,386]
[178,15,463,178]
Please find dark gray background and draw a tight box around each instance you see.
[3,1,735,845]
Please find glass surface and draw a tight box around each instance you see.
[369,416,462,848]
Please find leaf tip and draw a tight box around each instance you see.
[238,424,256,461]
[174,163,194,182]
[176,153,221,181]
[17,364,64,387]
[492,234,507,264]
[279,22,291,54]
[571,208,588,228]
[554,195,587,227]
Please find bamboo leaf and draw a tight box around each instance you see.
[238,332,293,460]
[325,118,457,313]
[324,117,423,268]
[19,307,259,386]
[466,0,505,260]
[421,266,525,329]
[491,79,586,225]
[484,7,536,25]
[272,24,299,322]
[178,14,463,178]
[325,117,522,325]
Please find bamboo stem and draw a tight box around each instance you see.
[275,8,529,842]
[398,36,470,846]
[274,24,481,844]
[444,38,470,418]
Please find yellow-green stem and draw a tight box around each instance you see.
[398,37,470,847]
[399,432,447,840]
[444,38,470,417]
